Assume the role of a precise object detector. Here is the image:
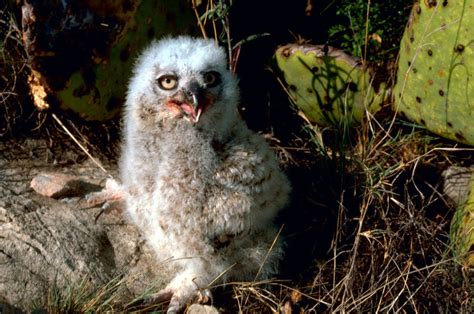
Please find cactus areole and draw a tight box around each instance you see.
[393,0,474,145]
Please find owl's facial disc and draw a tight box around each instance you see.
[161,76,218,124]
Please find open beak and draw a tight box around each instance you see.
[191,93,202,124]
[181,83,205,124]
[179,92,202,124]
[167,83,209,124]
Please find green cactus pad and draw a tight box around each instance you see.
[23,1,195,121]
[393,0,473,145]
[275,44,386,127]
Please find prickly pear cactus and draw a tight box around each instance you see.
[275,44,386,127]
[393,0,473,145]
[22,1,195,121]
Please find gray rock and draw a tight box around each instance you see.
[442,165,474,205]
[187,304,220,314]
[0,139,163,311]
[30,172,101,198]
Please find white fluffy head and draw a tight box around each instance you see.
[134,36,228,76]
[125,36,240,136]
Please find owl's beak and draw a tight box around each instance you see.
[190,93,202,123]
[168,84,209,124]
[182,83,205,124]
[178,91,202,124]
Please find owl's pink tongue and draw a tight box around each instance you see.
[180,103,202,123]
[180,103,195,118]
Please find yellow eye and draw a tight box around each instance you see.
[203,71,220,87]
[157,75,178,90]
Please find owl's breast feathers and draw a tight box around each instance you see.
[158,123,289,241]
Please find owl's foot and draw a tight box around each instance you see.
[85,178,125,209]
[85,178,125,221]
[133,286,212,314]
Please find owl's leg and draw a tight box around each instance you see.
[145,270,213,314]
[85,178,125,209]
[142,288,173,304]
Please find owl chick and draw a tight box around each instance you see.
[121,36,290,313]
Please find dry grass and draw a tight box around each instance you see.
[286,141,465,311]
[0,6,34,136]
[34,275,127,314]
[187,3,472,312]
[2,1,472,313]
[199,116,472,313]
[307,128,470,313]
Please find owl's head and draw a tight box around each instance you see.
[126,36,239,133]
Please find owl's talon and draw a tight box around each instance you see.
[141,287,212,313]
[85,178,125,209]
[125,289,173,310]
[144,289,174,304]
[195,288,213,305]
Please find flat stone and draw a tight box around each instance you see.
[443,166,474,205]
[187,304,220,314]
[30,172,100,198]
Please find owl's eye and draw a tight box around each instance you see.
[157,75,178,90]
[203,71,220,87]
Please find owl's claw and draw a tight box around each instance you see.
[84,178,126,222]
[195,288,213,304]
[167,288,213,314]
[125,289,173,311]
[129,287,213,314]
[85,178,125,208]
[144,289,174,304]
